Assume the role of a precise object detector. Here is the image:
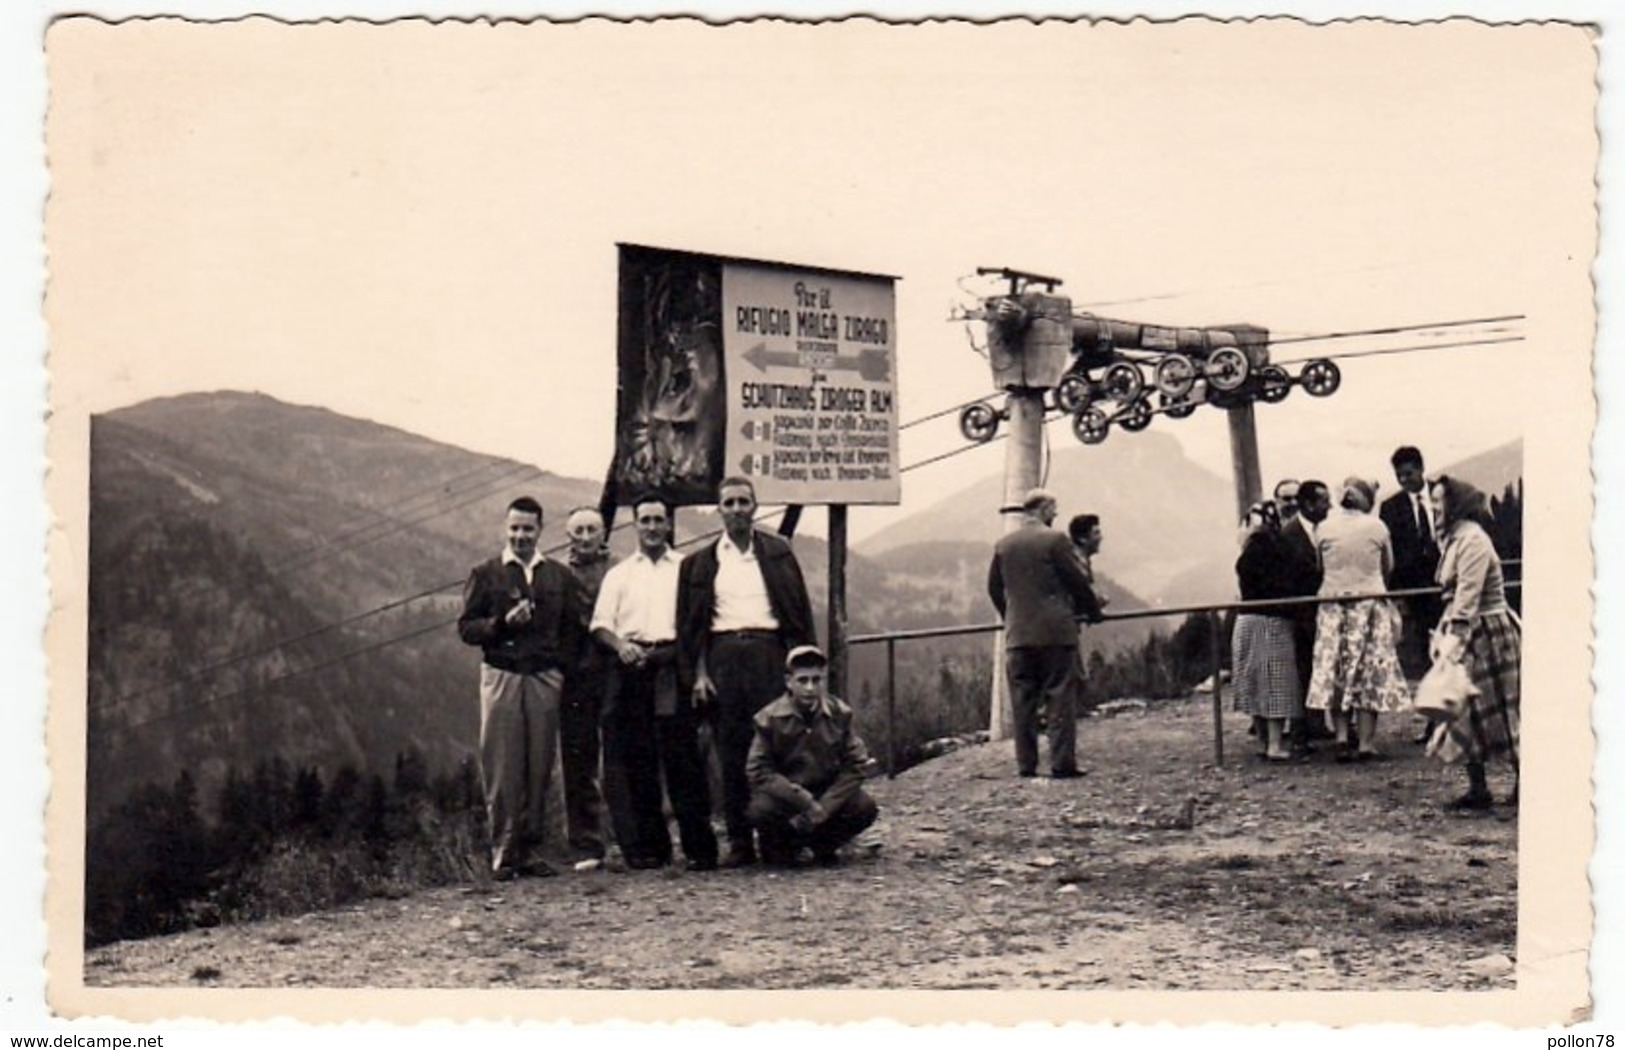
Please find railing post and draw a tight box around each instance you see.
[1209,609,1225,767]
[886,637,898,778]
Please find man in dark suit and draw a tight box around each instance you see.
[987,489,1104,779]
[1379,446,1444,683]
[677,476,816,868]
[1275,478,1331,750]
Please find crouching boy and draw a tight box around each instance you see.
[744,645,879,866]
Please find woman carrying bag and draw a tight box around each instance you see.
[1426,475,1521,811]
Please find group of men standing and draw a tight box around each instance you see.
[456,479,879,880]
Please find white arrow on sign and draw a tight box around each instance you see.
[742,342,892,382]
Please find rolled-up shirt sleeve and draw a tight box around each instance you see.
[589,565,624,638]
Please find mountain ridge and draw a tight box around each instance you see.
[86,391,1522,821]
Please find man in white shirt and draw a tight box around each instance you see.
[591,494,719,871]
[676,477,816,867]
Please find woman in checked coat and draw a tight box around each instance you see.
[1427,474,1520,811]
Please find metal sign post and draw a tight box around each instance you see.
[828,503,849,698]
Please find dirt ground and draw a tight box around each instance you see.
[85,697,1518,990]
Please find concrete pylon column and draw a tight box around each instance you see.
[989,388,1047,741]
[1226,402,1264,523]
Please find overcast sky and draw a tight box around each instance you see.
[10,7,1618,1037]
[44,19,1593,539]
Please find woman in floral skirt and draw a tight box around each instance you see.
[1305,477,1412,760]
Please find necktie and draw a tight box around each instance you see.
[1416,495,1432,545]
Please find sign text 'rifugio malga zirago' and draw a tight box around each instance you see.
[613,244,900,507]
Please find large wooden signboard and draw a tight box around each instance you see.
[614,244,900,507]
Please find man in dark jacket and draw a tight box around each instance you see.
[987,489,1103,779]
[1277,478,1331,749]
[1379,446,1444,682]
[677,476,816,867]
[746,645,878,866]
[457,496,586,881]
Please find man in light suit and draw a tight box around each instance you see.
[987,489,1104,779]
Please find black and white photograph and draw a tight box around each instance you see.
[24,9,1605,1032]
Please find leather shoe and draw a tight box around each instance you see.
[1446,790,1494,812]
[1050,768,1086,780]
[686,856,719,872]
[719,847,758,869]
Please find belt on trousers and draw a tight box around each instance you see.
[711,629,779,642]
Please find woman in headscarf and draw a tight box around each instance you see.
[1427,474,1519,810]
[1231,499,1304,761]
[1305,477,1412,760]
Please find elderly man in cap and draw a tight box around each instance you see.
[744,645,879,867]
[987,488,1104,779]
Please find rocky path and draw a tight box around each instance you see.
[86,699,1518,990]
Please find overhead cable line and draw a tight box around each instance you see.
[97,508,794,736]
[91,618,455,740]
[99,515,636,710]
[1267,314,1525,348]
[274,460,541,570]
[278,463,547,573]
[1274,334,1525,366]
[289,458,532,554]
[96,319,1522,714]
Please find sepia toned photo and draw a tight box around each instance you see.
[38,13,1599,1028]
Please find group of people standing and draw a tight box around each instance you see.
[450,445,1519,880]
[456,478,879,881]
[1230,446,1521,811]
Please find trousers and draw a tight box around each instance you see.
[478,663,561,874]
[604,661,718,866]
[708,633,788,849]
[747,787,879,860]
[559,666,608,860]
[1006,644,1080,775]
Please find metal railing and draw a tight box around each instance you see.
[849,562,1521,776]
